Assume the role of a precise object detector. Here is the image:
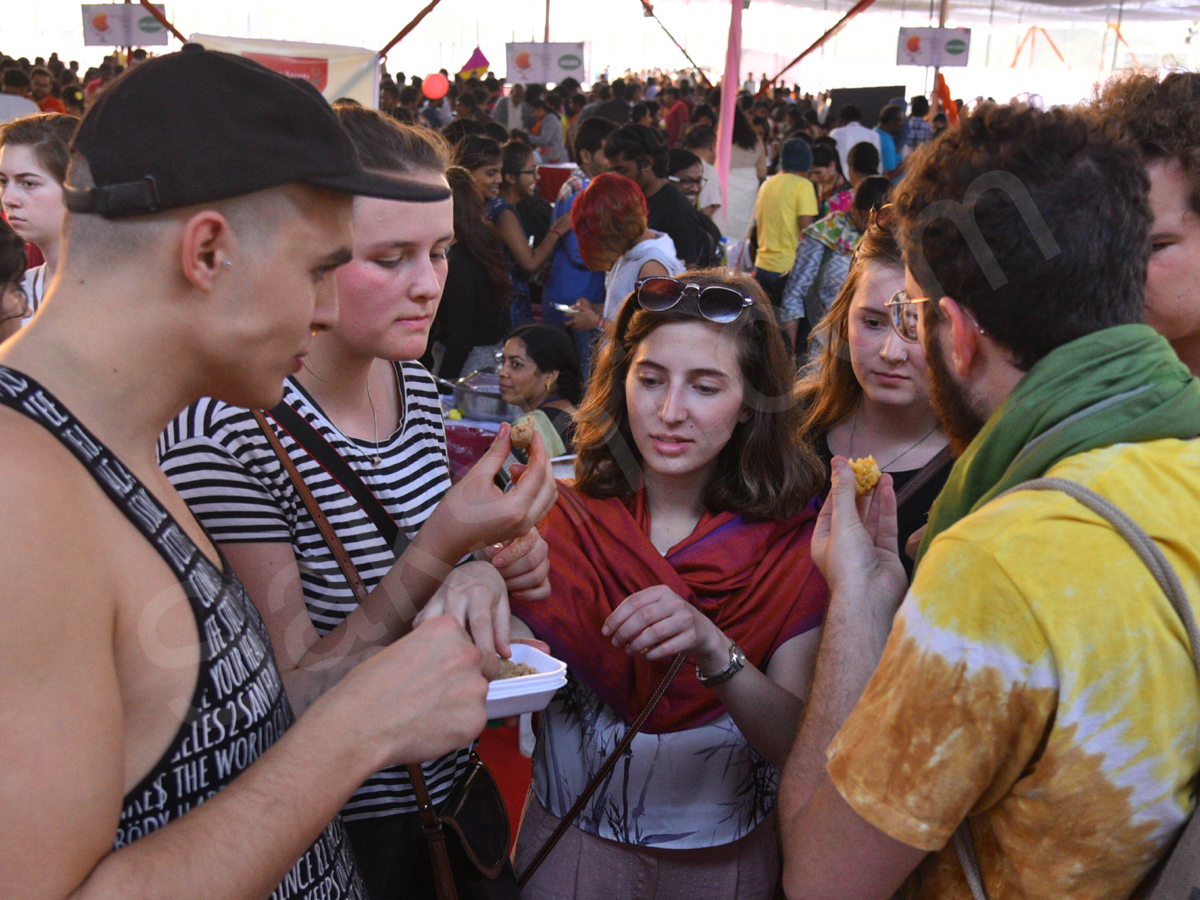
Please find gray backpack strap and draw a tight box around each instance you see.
[952,477,1200,900]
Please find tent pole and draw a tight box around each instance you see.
[545,0,551,42]
[932,0,948,107]
[1111,0,1124,70]
[985,0,996,66]
[138,0,187,43]
[379,0,447,57]
[766,0,880,87]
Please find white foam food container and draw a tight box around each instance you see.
[486,643,568,719]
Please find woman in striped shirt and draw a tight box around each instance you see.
[160,104,555,900]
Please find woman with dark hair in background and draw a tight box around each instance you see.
[0,219,29,343]
[809,143,853,218]
[778,175,891,356]
[0,113,76,324]
[846,141,880,188]
[453,133,503,201]
[796,213,950,576]
[498,323,583,456]
[488,141,570,327]
[721,105,767,240]
[510,270,829,900]
[427,167,514,379]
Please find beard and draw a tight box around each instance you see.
[923,323,989,455]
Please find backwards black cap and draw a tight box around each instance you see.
[66,44,450,218]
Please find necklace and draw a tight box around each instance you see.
[848,403,940,472]
[365,375,383,467]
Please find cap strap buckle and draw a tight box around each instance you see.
[64,175,162,217]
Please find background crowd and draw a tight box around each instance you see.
[2,37,1199,900]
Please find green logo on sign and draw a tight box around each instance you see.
[138,15,164,32]
[945,38,967,54]
[557,54,582,70]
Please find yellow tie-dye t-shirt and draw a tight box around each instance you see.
[827,438,1200,900]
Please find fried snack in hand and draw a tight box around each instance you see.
[849,456,882,496]
[510,417,535,452]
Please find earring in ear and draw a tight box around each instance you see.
[222,260,233,268]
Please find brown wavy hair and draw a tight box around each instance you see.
[0,113,78,184]
[573,268,824,521]
[796,223,904,438]
[1091,70,1200,215]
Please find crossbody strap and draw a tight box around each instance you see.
[894,444,955,509]
[263,400,403,551]
[251,408,454,893]
[516,652,685,888]
[953,476,1200,900]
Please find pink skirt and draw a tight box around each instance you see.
[512,790,780,900]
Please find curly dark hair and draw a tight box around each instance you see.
[573,268,824,521]
[1091,70,1200,215]
[893,101,1150,371]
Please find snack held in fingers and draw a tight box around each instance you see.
[850,456,881,496]
[510,416,536,452]
[493,657,539,680]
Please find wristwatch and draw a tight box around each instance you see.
[696,642,746,688]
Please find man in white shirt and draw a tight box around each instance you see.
[829,104,881,181]
[0,71,40,124]
[684,123,722,219]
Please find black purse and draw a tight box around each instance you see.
[253,401,520,900]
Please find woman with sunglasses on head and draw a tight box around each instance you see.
[0,113,76,327]
[562,172,685,334]
[509,271,830,900]
[797,208,951,577]
[160,107,555,900]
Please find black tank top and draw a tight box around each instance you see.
[0,366,365,900]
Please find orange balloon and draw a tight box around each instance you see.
[423,73,450,100]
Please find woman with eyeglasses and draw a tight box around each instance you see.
[563,172,685,334]
[796,211,952,577]
[487,141,571,327]
[509,271,830,900]
[497,323,583,458]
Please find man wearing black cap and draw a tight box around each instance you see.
[0,46,493,899]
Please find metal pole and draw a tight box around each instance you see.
[124,0,132,64]
[985,0,995,66]
[932,0,948,105]
[545,0,551,42]
[1111,0,1124,71]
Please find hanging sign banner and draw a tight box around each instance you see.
[897,27,971,66]
[505,42,588,84]
[81,4,169,46]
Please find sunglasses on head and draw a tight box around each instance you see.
[634,277,754,324]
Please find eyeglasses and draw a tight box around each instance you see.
[885,289,986,343]
[668,175,706,190]
[635,277,754,323]
[519,169,539,176]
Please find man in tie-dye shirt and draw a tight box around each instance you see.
[778,101,1200,900]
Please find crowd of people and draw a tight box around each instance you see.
[1,36,1200,900]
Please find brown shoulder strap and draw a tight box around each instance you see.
[252,409,459,900]
[894,443,955,508]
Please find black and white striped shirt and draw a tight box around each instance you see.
[159,361,470,821]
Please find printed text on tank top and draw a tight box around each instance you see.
[0,365,366,900]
